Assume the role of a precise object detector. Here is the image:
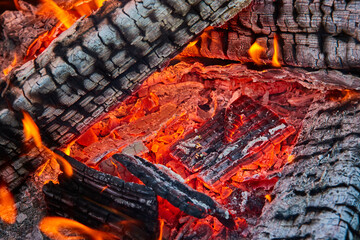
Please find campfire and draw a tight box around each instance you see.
[1,0,360,239]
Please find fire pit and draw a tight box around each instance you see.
[0,0,359,239]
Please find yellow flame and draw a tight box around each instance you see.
[22,111,43,150]
[248,42,266,65]
[94,0,106,8]
[22,111,73,177]
[39,0,76,29]
[0,185,17,224]
[272,34,281,67]
[3,55,17,76]
[39,216,118,240]
[265,194,272,202]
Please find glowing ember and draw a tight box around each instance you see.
[0,185,17,224]
[2,55,17,76]
[39,216,118,240]
[272,34,281,67]
[22,111,73,177]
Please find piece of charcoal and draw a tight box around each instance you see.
[170,95,296,188]
[112,153,236,229]
[43,150,159,240]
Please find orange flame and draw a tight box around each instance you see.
[248,42,266,65]
[38,0,76,29]
[3,55,17,76]
[0,185,17,224]
[22,111,73,177]
[272,34,281,67]
[22,111,43,150]
[94,0,106,8]
[39,216,118,240]
[265,194,272,202]
[158,219,164,240]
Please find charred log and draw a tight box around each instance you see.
[170,95,296,188]
[43,150,159,240]
[112,153,236,229]
[0,0,251,189]
[181,0,360,72]
[252,95,360,239]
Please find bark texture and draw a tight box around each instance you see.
[181,0,360,71]
[0,0,251,189]
[43,150,159,240]
[252,94,360,239]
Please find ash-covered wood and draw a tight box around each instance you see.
[252,94,360,239]
[171,95,296,188]
[43,150,159,240]
[181,0,360,71]
[112,153,236,229]
[0,0,251,190]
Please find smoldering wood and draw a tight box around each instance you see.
[42,150,159,240]
[252,95,360,239]
[170,95,296,188]
[180,0,360,72]
[0,0,251,190]
[112,153,236,229]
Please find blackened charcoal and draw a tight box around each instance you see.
[43,150,159,240]
[113,153,236,229]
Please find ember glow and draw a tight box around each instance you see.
[0,185,17,224]
[39,216,118,240]
[2,55,17,76]
[248,42,266,65]
[22,111,73,177]
[272,34,282,67]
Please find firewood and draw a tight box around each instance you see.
[112,153,236,229]
[180,0,360,71]
[0,0,251,190]
[43,150,159,240]
[252,95,360,239]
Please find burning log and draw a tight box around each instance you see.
[43,150,159,240]
[0,0,251,189]
[180,0,360,72]
[112,153,236,229]
[252,94,360,239]
[170,95,296,188]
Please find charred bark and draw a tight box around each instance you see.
[0,0,251,189]
[181,0,360,72]
[43,150,159,240]
[252,94,360,239]
[112,153,236,229]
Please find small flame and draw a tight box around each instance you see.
[63,140,76,156]
[94,0,106,8]
[22,111,73,177]
[0,185,17,224]
[158,219,164,240]
[272,34,281,67]
[287,155,295,163]
[248,42,266,65]
[3,55,17,76]
[265,194,272,202]
[39,216,118,240]
[22,111,43,150]
[38,0,76,29]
